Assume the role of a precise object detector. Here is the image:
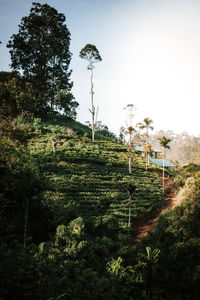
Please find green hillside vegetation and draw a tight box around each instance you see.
[0,114,165,299]
[2,114,200,299]
[1,3,200,299]
[139,166,200,299]
[28,115,163,231]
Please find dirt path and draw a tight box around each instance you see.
[133,176,180,244]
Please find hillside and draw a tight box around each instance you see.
[1,115,200,299]
[1,2,200,297]
[28,116,163,232]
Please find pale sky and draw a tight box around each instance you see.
[0,0,200,136]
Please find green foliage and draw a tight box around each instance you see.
[79,44,102,65]
[55,90,79,118]
[135,247,160,299]
[157,136,171,151]
[68,217,84,237]
[137,117,154,136]
[107,257,125,277]
[7,2,77,116]
[0,242,39,299]
[29,129,162,229]
[92,121,118,142]
[0,72,35,117]
[0,115,165,299]
[2,3,200,296]
[174,163,200,188]
[139,173,200,299]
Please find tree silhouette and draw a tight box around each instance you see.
[7,2,74,115]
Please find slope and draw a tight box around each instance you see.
[28,117,163,232]
[133,175,181,243]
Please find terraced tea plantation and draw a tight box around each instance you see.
[29,132,163,229]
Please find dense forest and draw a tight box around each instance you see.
[1,3,200,300]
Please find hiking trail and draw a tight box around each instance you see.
[133,175,180,244]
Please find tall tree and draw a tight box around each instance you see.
[136,247,160,300]
[158,136,171,194]
[124,104,136,174]
[0,72,35,117]
[7,2,75,116]
[79,44,102,141]
[16,168,41,248]
[138,117,154,170]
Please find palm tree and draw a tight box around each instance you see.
[17,168,41,248]
[138,118,154,170]
[158,136,171,194]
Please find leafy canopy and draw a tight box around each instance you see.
[79,44,102,67]
[7,2,76,116]
[158,136,171,149]
[137,117,154,136]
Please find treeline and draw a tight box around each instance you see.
[150,130,200,165]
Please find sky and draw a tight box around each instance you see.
[0,0,200,136]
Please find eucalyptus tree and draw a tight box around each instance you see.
[79,44,102,141]
[158,136,171,194]
[138,117,154,170]
[7,2,75,116]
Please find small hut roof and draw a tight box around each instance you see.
[150,158,175,167]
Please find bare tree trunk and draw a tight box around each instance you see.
[162,151,165,194]
[24,197,29,248]
[146,148,148,171]
[146,131,149,169]
[128,197,131,227]
[51,138,57,153]
[128,133,132,174]
[90,68,95,142]
[129,155,132,174]
[163,158,165,194]
[51,57,56,112]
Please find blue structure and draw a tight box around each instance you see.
[149,158,175,167]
